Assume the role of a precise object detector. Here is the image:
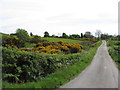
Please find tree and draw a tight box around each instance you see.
[30,35,41,43]
[51,34,55,38]
[95,30,102,40]
[44,31,49,37]
[16,28,29,46]
[117,35,120,41]
[84,31,93,38]
[30,32,33,36]
[62,33,68,38]
[85,31,91,35]
[81,33,84,38]
[69,34,80,38]
[100,33,112,40]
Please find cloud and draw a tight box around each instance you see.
[0,0,119,36]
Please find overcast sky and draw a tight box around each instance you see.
[0,0,119,36]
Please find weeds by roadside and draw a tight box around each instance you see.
[107,40,120,69]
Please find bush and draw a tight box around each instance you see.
[29,35,42,44]
[32,41,83,54]
[2,41,102,88]
[2,47,82,83]
[107,40,120,69]
[3,35,21,48]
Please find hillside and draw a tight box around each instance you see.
[42,37,85,43]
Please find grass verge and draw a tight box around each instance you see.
[2,41,102,89]
[107,40,120,69]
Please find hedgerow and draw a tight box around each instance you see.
[2,47,82,83]
[2,41,102,89]
[107,40,120,69]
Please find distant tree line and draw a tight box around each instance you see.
[44,31,95,39]
[44,30,119,41]
[2,28,119,48]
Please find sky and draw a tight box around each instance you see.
[0,0,119,36]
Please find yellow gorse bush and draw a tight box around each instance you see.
[30,40,83,54]
[47,49,60,54]
[60,46,69,51]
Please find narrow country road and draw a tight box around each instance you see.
[60,41,118,88]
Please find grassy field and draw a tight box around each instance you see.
[107,40,120,69]
[42,37,84,43]
[24,42,36,48]
[2,41,102,89]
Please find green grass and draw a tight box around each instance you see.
[107,40,120,69]
[42,37,85,43]
[2,41,102,89]
[24,42,36,48]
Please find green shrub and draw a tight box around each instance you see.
[107,40,120,69]
[2,47,82,83]
[2,41,102,88]
[29,35,42,44]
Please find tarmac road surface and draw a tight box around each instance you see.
[60,41,118,88]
